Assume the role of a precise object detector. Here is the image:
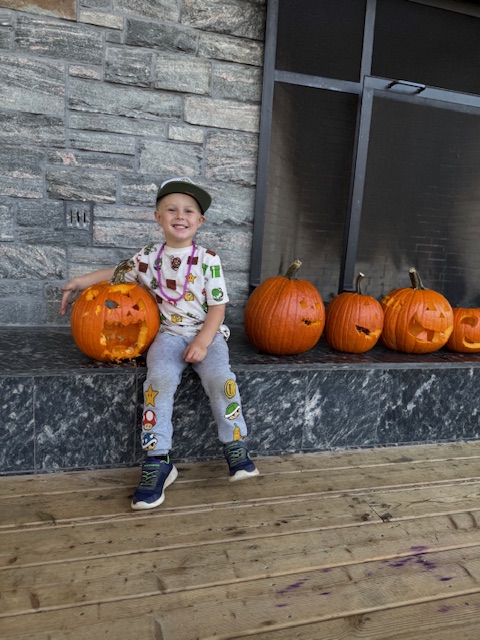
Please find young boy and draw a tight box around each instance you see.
[60,177,259,510]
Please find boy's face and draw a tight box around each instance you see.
[155,193,205,248]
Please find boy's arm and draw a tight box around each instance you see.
[59,267,116,315]
[183,304,226,363]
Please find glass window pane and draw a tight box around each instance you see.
[373,0,480,95]
[276,0,366,82]
[262,83,358,299]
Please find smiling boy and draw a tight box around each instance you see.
[60,177,259,510]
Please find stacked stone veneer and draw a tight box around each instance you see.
[0,0,265,326]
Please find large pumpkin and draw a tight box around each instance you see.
[381,268,453,354]
[71,260,160,362]
[244,259,325,355]
[446,308,480,353]
[325,273,384,353]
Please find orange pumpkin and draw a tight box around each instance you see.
[244,259,325,355]
[325,273,384,353]
[381,268,453,354]
[71,260,160,362]
[446,307,480,353]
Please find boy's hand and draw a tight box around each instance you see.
[59,282,81,315]
[183,338,208,363]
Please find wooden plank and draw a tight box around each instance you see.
[2,547,480,638]
[1,512,479,617]
[228,592,480,639]
[2,440,480,498]
[2,457,480,529]
[0,492,380,568]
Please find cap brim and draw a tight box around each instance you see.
[156,181,211,213]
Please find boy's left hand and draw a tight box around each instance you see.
[183,339,208,363]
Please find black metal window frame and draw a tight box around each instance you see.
[251,0,480,291]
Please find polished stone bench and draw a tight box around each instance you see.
[2,326,480,475]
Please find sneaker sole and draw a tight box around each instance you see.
[131,465,178,510]
[229,467,260,482]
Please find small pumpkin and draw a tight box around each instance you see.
[381,267,453,354]
[244,259,325,355]
[70,260,160,362]
[325,273,384,353]
[446,307,480,353]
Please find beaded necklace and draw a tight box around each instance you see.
[156,241,196,304]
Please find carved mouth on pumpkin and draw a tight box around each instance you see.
[408,313,452,343]
[100,298,150,359]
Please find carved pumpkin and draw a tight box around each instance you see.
[325,273,384,353]
[446,308,480,353]
[71,260,160,362]
[381,268,453,354]
[244,259,325,355]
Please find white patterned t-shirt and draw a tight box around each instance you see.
[124,242,230,339]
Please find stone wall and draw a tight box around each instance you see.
[0,0,265,326]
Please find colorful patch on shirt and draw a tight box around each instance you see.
[166,279,177,290]
[224,379,236,399]
[225,402,241,420]
[171,256,181,270]
[139,262,148,273]
[142,433,158,450]
[144,384,159,406]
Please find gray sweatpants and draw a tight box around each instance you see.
[141,332,247,455]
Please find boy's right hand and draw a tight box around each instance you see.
[59,281,81,315]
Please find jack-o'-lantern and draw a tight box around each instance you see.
[244,259,325,355]
[325,273,384,353]
[70,260,160,362]
[381,268,453,354]
[446,308,480,353]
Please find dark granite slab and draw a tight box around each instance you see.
[1,327,480,474]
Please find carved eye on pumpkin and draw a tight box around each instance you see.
[70,262,160,362]
[446,308,480,353]
[381,268,453,354]
[325,273,384,353]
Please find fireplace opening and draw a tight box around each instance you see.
[252,0,480,308]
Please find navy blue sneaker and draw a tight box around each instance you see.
[224,441,259,482]
[131,456,178,510]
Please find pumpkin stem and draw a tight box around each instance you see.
[408,267,426,290]
[284,259,303,279]
[111,259,133,285]
[355,272,365,295]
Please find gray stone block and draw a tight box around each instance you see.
[139,139,202,175]
[0,28,12,50]
[94,204,154,220]
[0,53,64,115]
[80,0,112,8]
[0,203,14,241]
[93,218,158,249]
[0,0,76,21]
[45,283,71,326]
[68,245,129,266]
[0,245,66,279]
[69,65,102,80]
[203,182,255,226]
[213,62,262,102]
[46,168,117,203]
[0,112,65,147]
[185,96,260,133]
[69,113,166,138]
[114,0,180,22]
[125,18,196,54]
[16,200,64,228]
[0,146,44,199]
[198,31,263,66]
[69,77,182,120]
[79,10,123,29]
[17,228,91,246]
[47,149,135,173]
[182,0,266,40]
[196,225,251,272]
[15,16,103,64]
[206,131,258,186]
[168,125,204,144]
[105,46,153,86]
[120,174,159,206]
[154,53,211,95]
[70,130,136,155]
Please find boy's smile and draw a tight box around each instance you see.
[155,193,205,248]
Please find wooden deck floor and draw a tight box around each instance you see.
[2,442,480,639]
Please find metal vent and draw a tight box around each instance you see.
[65,202,91,229]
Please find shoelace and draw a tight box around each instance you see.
[140,467,161,488]
[226,448,245,465]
